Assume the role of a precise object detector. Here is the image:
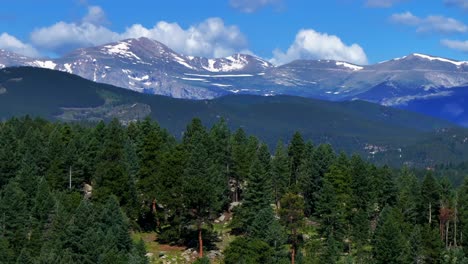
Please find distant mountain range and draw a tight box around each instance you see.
[1,66,468,167]
[1,37,468,125]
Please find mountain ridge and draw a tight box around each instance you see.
[2,37,468,100]
[2,38,468,126]
[2,66,468,167]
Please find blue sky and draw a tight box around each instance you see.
[1,0,468,64]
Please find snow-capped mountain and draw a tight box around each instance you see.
[2,37,468,104]
[0,38,273,99]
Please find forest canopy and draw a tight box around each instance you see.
[0,116,467,263]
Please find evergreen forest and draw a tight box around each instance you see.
[1,116,468,264]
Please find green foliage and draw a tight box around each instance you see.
[224,237,275,264]
[0,115,466,263]
[372,207,411,264]
[1,67,466,168]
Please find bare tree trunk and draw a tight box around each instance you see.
[429,202,432,224]
[198,226,204,258]
[291,246,295,264]
[446,220,450,249]
[455,209,458,247]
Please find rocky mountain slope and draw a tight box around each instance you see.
[2,38,468,102]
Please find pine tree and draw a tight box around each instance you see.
[271,141,290,209]
[288,132,305,189]
[279,193,305,264]
[421,172,440,225]
[209,119,232,208]
[249,206,286,246]
[397,167,421,224]
[230,128,249,203]
[373,207,411,264]
[375,165,397,209]
[182,119,221,258]
[0,125,19,188]
[317,179,346,248]
[298,142,322,216]
[94,119,133,208]
[0,181,29,256]
[232,157,272,232]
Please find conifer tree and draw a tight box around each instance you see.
[298,142,321,216]
[230,128,249,202]
[232,157,272,232]
[288,132,305,188]
[271,140,290,209]
[182,119,221,258]
[0,125,19,188]
[397,168,422,224]
[279,193,305,264]
[373,207,411,264]
[94,119,132,208]
[421,172,440,225]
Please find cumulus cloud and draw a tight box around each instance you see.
[366,0,405,8]
[271,29,368,65]
[82,5,108,25]
[230,0,281,13]
[31,22,119,53]
[0,33,40,57]
[121,18,249,58]
[30,7,249,58]
[445,0,468,11]
[390,12,468,34]
[441,39,468,52]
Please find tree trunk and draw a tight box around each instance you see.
[198,226,204,258]
[152,198,160,227]
[291,246,295,264]
[454,204,458,247]
[446,220,450,249]
[429,202,432,224]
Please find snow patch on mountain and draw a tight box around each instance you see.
[103,42,142,61]
[64,63,73,73]
[336,62,363,71]
[32,60,56,70]
[211,83,232,87]
[412,53,468,67]
[185,73,254,78]
[172,54,195,69]
[181,77,208,82]
[202,55,254,72]
[128,75,149,81]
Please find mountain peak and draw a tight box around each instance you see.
[403,53,468,66]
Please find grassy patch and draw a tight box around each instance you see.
[131,232,187,264]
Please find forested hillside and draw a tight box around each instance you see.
[3,67,468,168]
[1,116,468,263]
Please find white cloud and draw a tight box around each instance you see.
[0,33,40,57]
[82,5,108,25]
[230,0,281,13]
[30,10,249,58]
[441,39,468,52]
[390,12,468,34]
[121,18,249,58]
[445,0,468,11]
[31,22,119,53]
[271,29,368,65]
[366,0,404,8]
